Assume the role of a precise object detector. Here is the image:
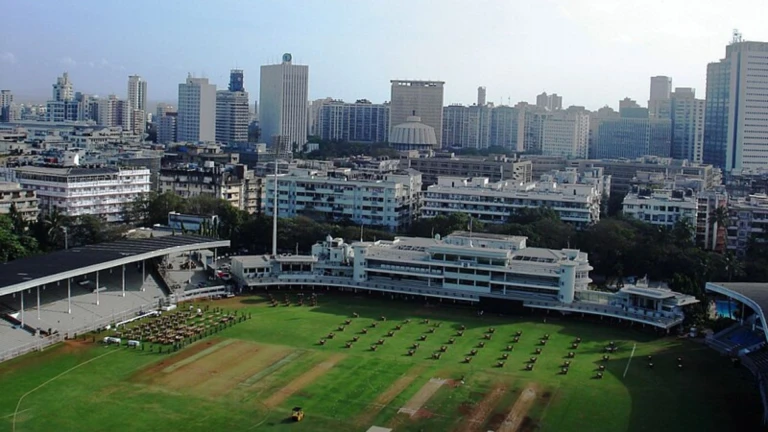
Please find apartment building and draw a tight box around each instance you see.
[696,190,728,251]
[0,181,38,222]
[405,154,532,186]
[727,194,768,256]
[621,189,697,228]
[158,162,261,214]
[264,168,422,231]
[523,156,720,195]
[318,99,389,143]
[422,170,605,228]
[442,104,491,149]
[14,166,150,222]
[541,111,590,158]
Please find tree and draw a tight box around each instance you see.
[670,217,695,249]
[7,203,27,233]
[723,252,746,282]
[408,213,473,238]
[305,141,399,160]
[508,207,559,225]
[65,215,127,248]
[125,195,152,227]
[35,210,71,250]
[669,273,708,324]
[606,192,626,217]
[0,215,37,263]
[576,218,637,282]
[710,206,729,251]
[146,192,186,225]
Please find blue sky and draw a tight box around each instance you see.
[1,0,767,109]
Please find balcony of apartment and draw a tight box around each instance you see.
[68,196,141,208]
[66,186,148,197]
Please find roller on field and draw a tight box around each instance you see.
[291,407,304,421]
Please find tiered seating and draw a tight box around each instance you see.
[748,349,768,373]
[729,327,764,349]
[709,325,765,354]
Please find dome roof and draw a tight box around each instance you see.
[390,116,437,147]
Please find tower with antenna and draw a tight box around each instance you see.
[731,29,743,44]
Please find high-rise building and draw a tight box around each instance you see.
[536,92,562,111]
[215,69,250,144]
[592,117,672,159]
[477,86,487,106]
[442,104,491,149]
[74,92,95,122]
[158,112,178,144]
[260,53,309,151]
[127,75,147,112]
[649,76,672,119]
[52,72,74,102]
[155,103,175,122]
[442,105,467,148]
[127,75,147,134]
[516,103,550,153]
[670,88,705,162]
[0,90,13,122]
[704,37,768,171]
[489,105,519,151]
[96,95,121,128]
[618,97,649,119]
[94,95,131,129]
[216,91,250,143]
[0,90,12,110]
[318,99,389,143]
[541,111,590,158]
[308,98,332,137]
[390,80,445,147]
[46,72,79,122]
[177,75,217,142]
[228,69,244,92]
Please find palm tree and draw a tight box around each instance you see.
[43,210,69,250]
[710,206,729,251]
[723,252,745,282]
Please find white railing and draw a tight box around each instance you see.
[0,302,154,363]
[170,285,229,303]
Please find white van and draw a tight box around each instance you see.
[103,337,121,345]
[127,340,140,347]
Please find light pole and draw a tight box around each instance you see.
[62,226,68,250]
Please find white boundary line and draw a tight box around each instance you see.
[623,343,637,378]
[12,348,120,432]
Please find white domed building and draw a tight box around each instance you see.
[389,115,437,151]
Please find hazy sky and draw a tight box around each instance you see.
[1,0,767,110]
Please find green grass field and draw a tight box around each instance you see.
[0,292,761,432]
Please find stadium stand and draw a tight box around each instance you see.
[0,234,229,362]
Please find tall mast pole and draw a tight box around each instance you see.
[272,139,280,257]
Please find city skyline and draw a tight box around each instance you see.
[1,1,767,109]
